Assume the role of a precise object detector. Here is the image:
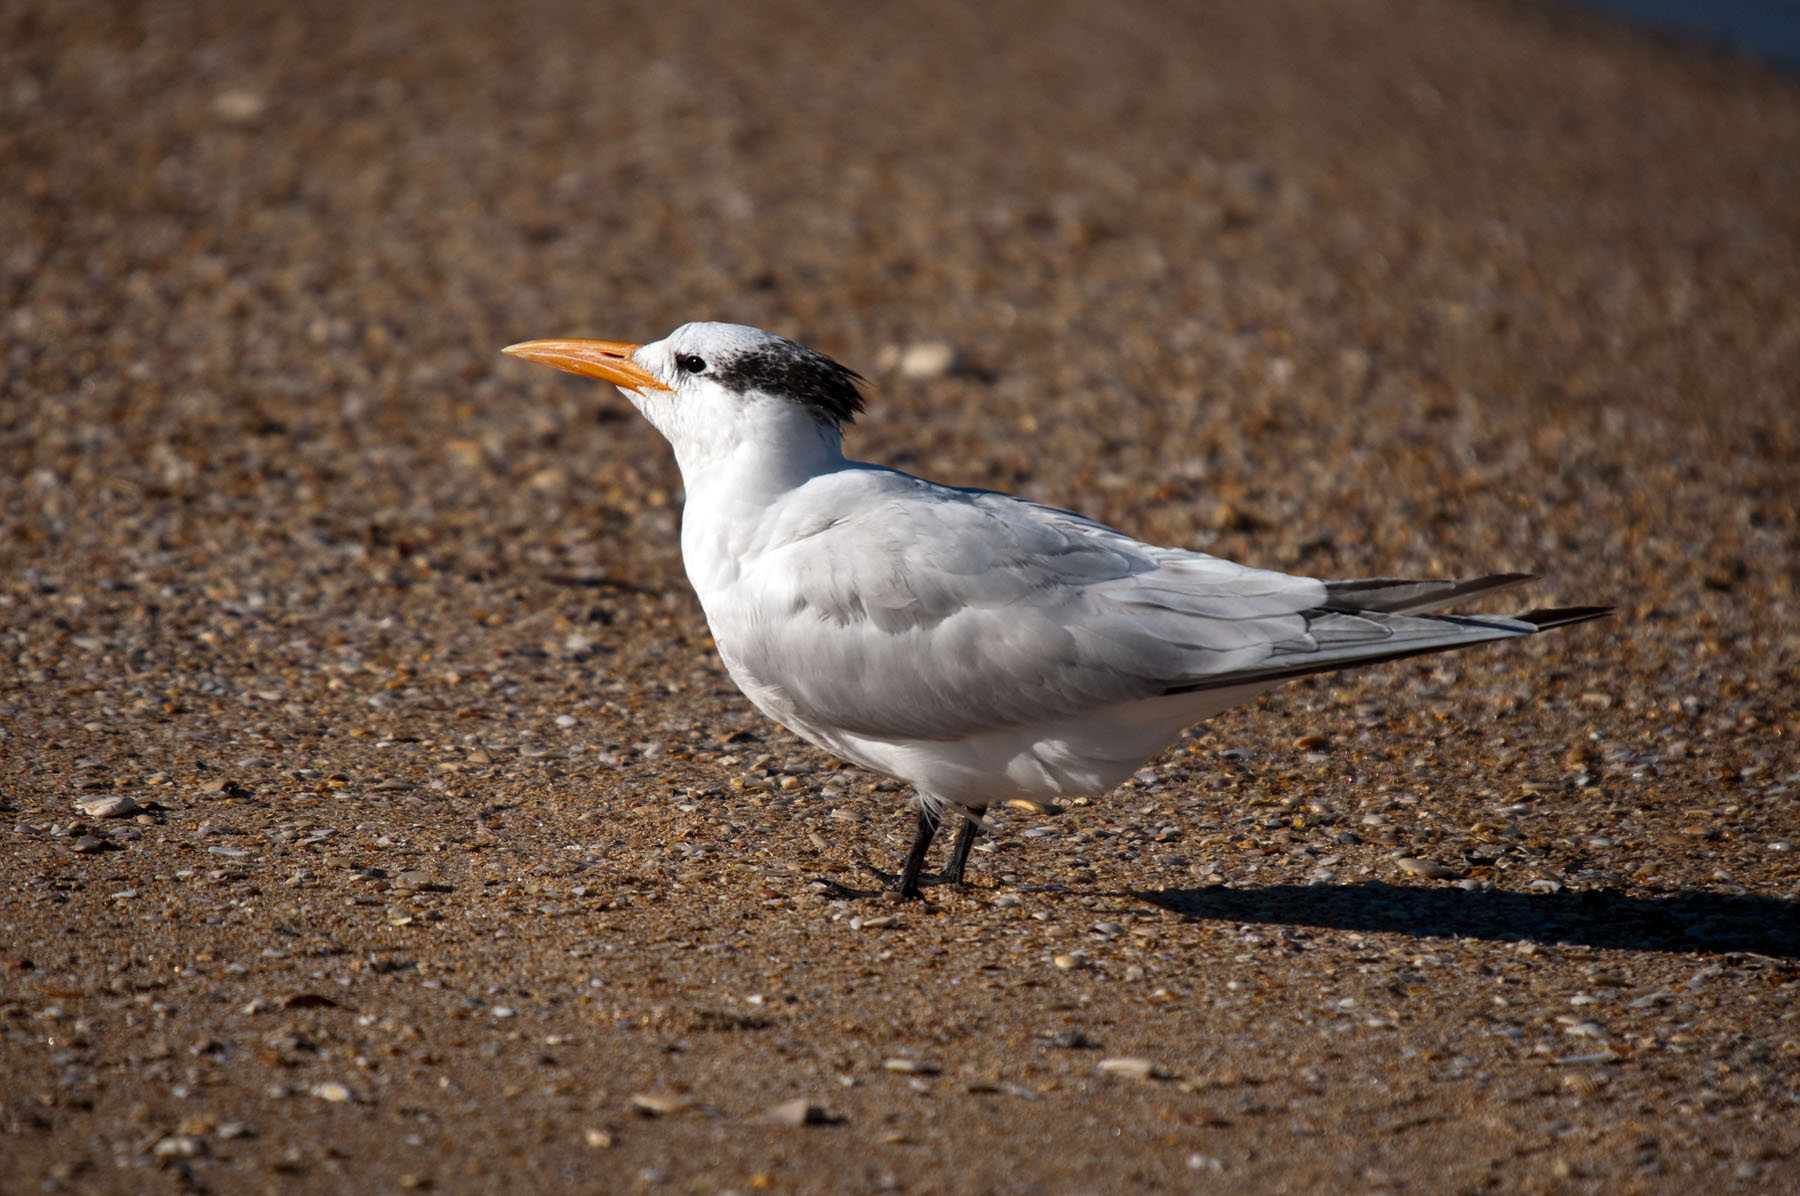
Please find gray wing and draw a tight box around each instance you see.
[715,471,1327,741]
[714,469,1609,743]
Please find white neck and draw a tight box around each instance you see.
[665,399,848,496]
[656,397,852,597]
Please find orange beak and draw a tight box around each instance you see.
[501,339,672,393]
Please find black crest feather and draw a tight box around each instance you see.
[713,339,866,426]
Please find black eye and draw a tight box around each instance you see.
[675,353,707,374]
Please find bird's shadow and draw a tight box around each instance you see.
[1133,882,1800,959]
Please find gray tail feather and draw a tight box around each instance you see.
[1163,603,1612,696]
[1323,572,1535,615]
[1513,605,1615,630]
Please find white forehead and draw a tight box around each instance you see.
[662,321,788,357]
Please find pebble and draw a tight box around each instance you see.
[583,1128,614,1148]
[892,341,958,379]
[210,89,266,123]
[848,915,899,931]
[881,1058,941,1075]
[71,835,106,853]
[1553,1051,1619,1066]
[1395,858,1459,880]
[309,1081,355,1103]
[630,1092,695,1115]
[152,1134,206,1158]
[1560,1071,1611,1094]
[1097,1057,1163,1080]
[73,794,138,818]
[763,1098,828,1126]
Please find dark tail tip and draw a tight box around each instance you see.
[1516,605,1616,630]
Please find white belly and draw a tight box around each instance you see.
[722,645,1267,810]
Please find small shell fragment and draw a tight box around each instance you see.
[849,915,898,931]
[763,1099,828,1126]
[630,1092,695,1116]
[1004,799,1067,816]
[74,794,138,819]
[1097,1057,1164,1080]
[1396,857,1460,880]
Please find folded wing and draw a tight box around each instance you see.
[713,470,1607,743]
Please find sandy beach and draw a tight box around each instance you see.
[3,0,1797,1190]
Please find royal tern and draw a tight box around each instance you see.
[504,323,1609,898]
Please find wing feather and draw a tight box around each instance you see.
[701,469,1605,746]
[708,471,1324,741]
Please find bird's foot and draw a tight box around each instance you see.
[808,875,886,900]
[806,861,918,901]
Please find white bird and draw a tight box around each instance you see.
[503,323,1608,897]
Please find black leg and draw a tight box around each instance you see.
[894,809,941,899]
[939,814,980,886]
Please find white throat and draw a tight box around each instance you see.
[657,394,849,496]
